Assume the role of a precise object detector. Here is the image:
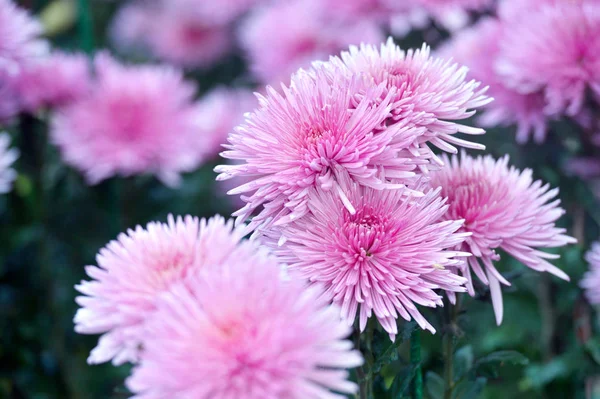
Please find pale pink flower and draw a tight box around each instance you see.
[127,249,363,399]
[74,215,253,365]
[196,87,256,158]
[330,39,491,167]
[581,242,600,305]
[14,52,91,113]
[430,153,576,324]
[51,54,206,186]
[0,132,18,193]
[215,66,424,231]
[261,178,469,338]
[439,18,549,143]
[410,0,493,30]
[111,0,232,69]
[239,0,384,84]
[0,0,48,120]
[497,1,600,116]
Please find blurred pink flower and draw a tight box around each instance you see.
[439,18,549,143]
[410,0,493,30]
[127,247,362,399]
[239,0,384,84]
[111,0,232,69]
[0,0,48,120]
[430,153,576,324]
[581,242,600,305]
[261,178,469,338]
[215,66,424,231]
[51,54,206,186]
[330,39,491,165]
[196,87,256,158]
[74,215,252,365]
[0,132,18,193]
[497,1,600,116]
[14,52,91,113]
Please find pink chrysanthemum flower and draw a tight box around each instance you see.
[261,178,469,338]
[430,153,576,324]
[439,18,549,143]
[239,0,383,84]
[0,132,18,193]
[196,87,256,158]
[14,52,91,113]
[329,39,491,166]
[581,242,600,305]
[0,0,48,120]
[497,1,600,116]
[51,54,205,186]
[126,249,363,399]
[111,0,232,69]
[216,66,424,231]
[74,215,254,365]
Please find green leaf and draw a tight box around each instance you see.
[452,377,487,399]
[425,372,444,399]
[389,363,420,398]
[371,321,417,374]
[454,345,474,382]
[475,351,529,368]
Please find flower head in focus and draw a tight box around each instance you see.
[439,18,549,143]
[239,0,383,84]
[15,52,92,113]
[51,53,206,186]
[330,39,491,168]
[430,153,576,324]
[0,132,18,193]
[261,178,469,338]
[497,1,600,116]
[127,249,363,399]
[216,66,424,231]
[74,215,252,365]
[581,242,600,305]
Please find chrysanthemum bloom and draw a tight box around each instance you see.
[127,252,363,398]
[496,1,600,116]
[0,132,18,193]
[14,52,91,113]
[430,153,576,324]
[239,0,383,84]
[51,54,206,186]
[439,18,549,143]
[581,242,600,305]
[261,178,469,338]
[195,87,256,158]
[0,0,48,120]
[74,215,254,365]
[329,39,491,167]
[110,0,232,69]
[216,66,425,231]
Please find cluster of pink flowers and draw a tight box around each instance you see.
[0,0,93,122]
[50,53,216,186]
[217,38,575,336]
[109,0,494,84]
[75,215,362,397]
[441,0,600,143]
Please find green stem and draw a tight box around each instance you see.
[443,297,460,399]
[77,0,94,53]
[411,329,423,399]
[353,328,368,399]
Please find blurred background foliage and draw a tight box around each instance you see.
[2,0,600,398]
